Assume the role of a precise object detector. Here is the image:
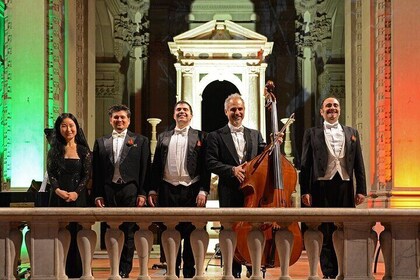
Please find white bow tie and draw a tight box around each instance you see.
[325,122,339,129]
[175,127,187,136]
[112,131,125,138]
[231,126,244,133]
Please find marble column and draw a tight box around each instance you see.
[247,67,260,129]
[181,66,193,103]
[28,221,59,280]
[341,222,376,280]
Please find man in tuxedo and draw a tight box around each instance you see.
[206,93,266,278]
[148,100,210,278]
[92,104,150,278]
[299,96,366,279]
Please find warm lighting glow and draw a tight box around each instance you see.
[392,1,420,191]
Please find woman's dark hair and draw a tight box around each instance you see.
[51,113,90,156]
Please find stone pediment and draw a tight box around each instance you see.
[168,20,273,62]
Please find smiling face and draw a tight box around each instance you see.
[110,110,130,133]
[173,102,192,128]
[60,117,77,143]
[320,97,341,124]
[225,96,245,127]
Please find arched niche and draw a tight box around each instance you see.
[168,20,273,136]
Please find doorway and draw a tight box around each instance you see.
[202,80,239,133]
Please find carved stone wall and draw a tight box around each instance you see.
[374,0,392,193]
[47,0,65,128]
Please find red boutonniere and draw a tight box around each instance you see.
[351,135,357,142]
[196,140,202,147]
[126,138,137,147]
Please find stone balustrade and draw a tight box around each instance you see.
[0,207,419,280]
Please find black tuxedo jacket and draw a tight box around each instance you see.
[92,130,150,199]
[299,124,366,196]
[206,125,265,207]
[150,127,210,194]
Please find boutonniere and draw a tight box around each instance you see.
[351,135,357,142]
[126,138,137,147]
[196,140,202,147]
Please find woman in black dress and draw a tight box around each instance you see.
[47,113,92,278]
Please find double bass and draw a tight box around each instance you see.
[233,81,303,271]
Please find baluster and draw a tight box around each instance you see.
[57,222,70,280]
[219,222,237,280]
[134,222,153,280]
[332,223,343,280]
[247,223,265,280]
[275,224,294,280]
[379,223,391,280]
[303,222,322,280]
[162,221,181,280]
[190,222,209,280]
[78,222,96,280]
[105,222,124,280]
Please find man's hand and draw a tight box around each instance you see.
[137,196,146,207]
[232,162,247,183]
[95,198,105,208]
[301,194,312,207]
[148,193,158,207]
[274,132,284,144]
[196,193,207,207]
[355,194,365,205]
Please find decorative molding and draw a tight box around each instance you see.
[374,0,392,191]
[75,0,87,126]
[47,0,65,127]
[96,63,122,99]
[2,1,11,185]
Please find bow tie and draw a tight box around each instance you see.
[112,131,125,138]
[231,126,244,133]
[325,122,339,129]
[175,127,188,136]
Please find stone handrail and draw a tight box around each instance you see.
[0,207,419,280]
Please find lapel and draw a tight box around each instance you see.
[244,127,253,161]
[161,130,173,164]
[342,125,352,158]
[220,125,240,165]
[315,126,328,159]
[104,135,114,164]
[119,131,137,164]
[187,128,199,163]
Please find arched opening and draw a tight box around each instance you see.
[202,80,239,132]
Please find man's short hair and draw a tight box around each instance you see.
[175,100,193,115]
[319,96,339,109]
[108,104,131,118]
[224,93,244,110]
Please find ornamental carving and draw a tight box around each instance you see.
[375,0,392,191]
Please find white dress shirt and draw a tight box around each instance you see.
[318,121,350,181]
[228,123,246,163]
[163,126,199,186]
[112,129,127,183]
